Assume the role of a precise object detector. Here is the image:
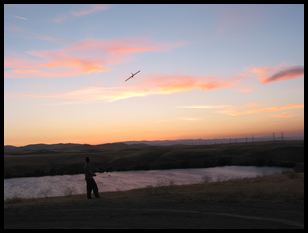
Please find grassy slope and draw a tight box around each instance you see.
[4,141,304,178]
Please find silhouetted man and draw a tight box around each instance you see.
[84,157,100,199]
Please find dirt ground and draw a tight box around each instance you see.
[4,189,304,229]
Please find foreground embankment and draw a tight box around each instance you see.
[4,172,304,229]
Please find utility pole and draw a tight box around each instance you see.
[273,132,276,142]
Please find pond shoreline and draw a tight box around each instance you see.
[4,166,291,201]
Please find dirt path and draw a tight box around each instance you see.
[4,196,304,229]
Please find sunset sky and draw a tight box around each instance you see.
[4,4,304,146]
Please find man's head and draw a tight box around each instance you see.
[85,157,90,163]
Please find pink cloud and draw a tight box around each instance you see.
[5,56,107,79]
[53,4,110,23]
[5,38,174,79]
[249,67,273,77]
[12,74,240,102]
[74,75,236,101]
[142,75,238,93]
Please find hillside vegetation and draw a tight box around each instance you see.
[4,140,304,178]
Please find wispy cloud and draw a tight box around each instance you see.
[33,35,62,43]
[10,74,239,103]
[177,105,231,109]
[178,117,201,121]
[261,66,304,84]
[178,103,304,117]
[217,103,304,116]
[5,38,175,79]
[6,24,67,44]
[14,15,27,21]
[271,112,295,119]
[250,66,304,84]
[53,4,111,23]
[71,4,110,16]
[142,75,239,93]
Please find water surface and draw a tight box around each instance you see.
[4,166,291,200]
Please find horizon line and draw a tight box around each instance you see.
[5,134,304,147]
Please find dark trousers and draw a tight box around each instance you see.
[86,177,100,199]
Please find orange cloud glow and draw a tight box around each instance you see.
[271,112,294,119]
[177,105,231,109]
[13,75,239,102]
[5,39,173,79]
[179,103,304,117]
[75,75,238,101]
[143,75,239,93]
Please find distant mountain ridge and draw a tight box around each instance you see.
[4,143,124,154]
[4,136,303,155]
[123,136,303,146]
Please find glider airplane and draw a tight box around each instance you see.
[125,70,141,82]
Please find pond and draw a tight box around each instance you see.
[4,166,291,200]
